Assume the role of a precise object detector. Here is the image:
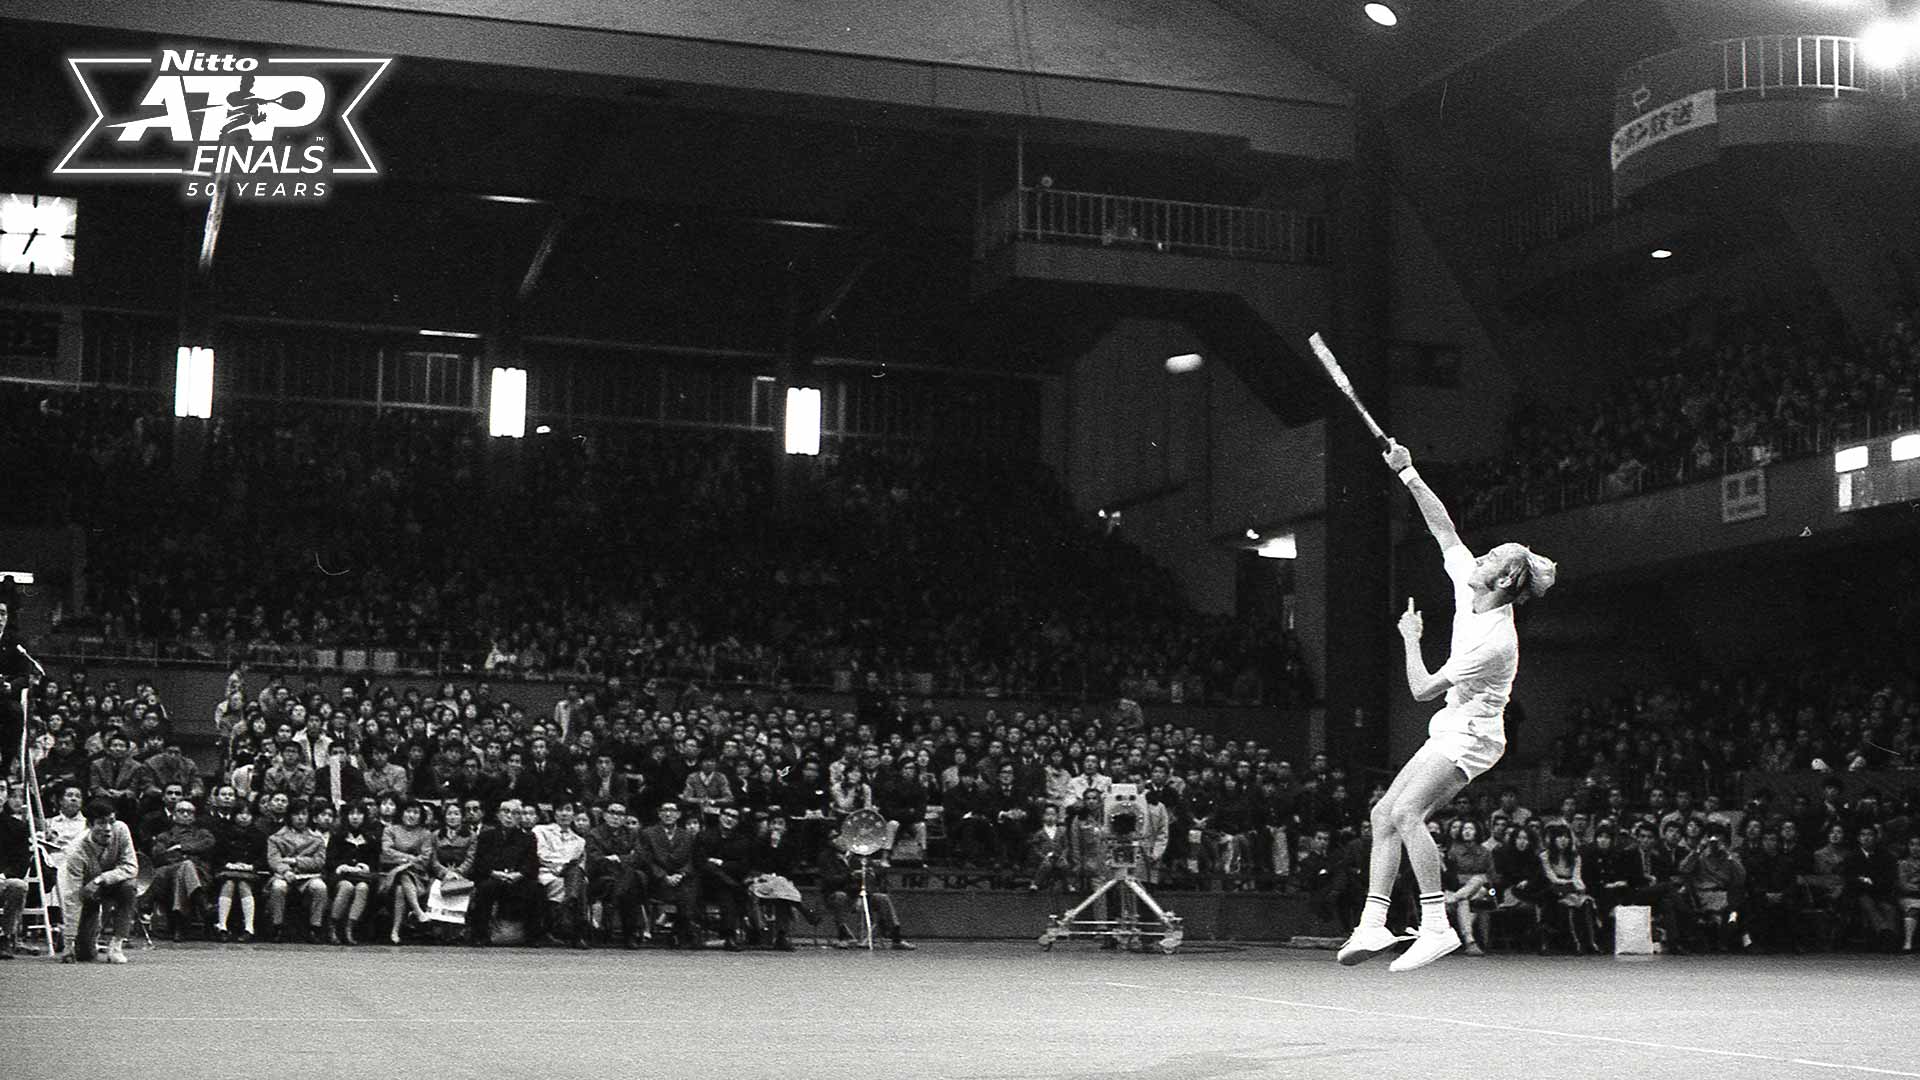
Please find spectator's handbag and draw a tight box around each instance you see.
[424,876,473,924]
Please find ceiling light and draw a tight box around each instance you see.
[1860,20,1915,70]
[1650,248,1673,259]
[1834,445,1868,473]
[1245,528,1260,540]
[1364,3,1399,27]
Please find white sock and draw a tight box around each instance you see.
[239,895,256,931]
[1419,892,1447,932]
[1360,893,1391,930]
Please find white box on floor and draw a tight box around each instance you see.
[1614,905,1654,954]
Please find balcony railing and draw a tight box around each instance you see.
[976,185,1328,264]
[1461,399,1919,528]
[1720,35,1912,100]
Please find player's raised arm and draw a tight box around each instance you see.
[1382,440,1461,553]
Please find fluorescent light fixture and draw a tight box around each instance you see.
[419,328,481,339]
[489,366,528,438]
[785,386,822,455]
[0,572,34,584]
[477,194,546,205]
[1650,248,1673,259]
[1891,434,1920,462]
[1364,3,1398,27]
[535,424,552,435]
[1860,20,1914,70]
[1257,533,1297,560]
[1834,445,1868,473]
[754,375,777,383]
[174,346,214,419]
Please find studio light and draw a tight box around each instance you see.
[174,346,214,419]
[489,366,527,439]
[1364,3,1399,27]
[785,386,822,455]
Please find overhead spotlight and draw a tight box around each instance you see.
[1364,3,1399,27]
[1650,248,1673,259]
[1860,20,1915,70]
[535,424,552,435]
[1245,528,1260,540]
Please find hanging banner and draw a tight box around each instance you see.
[1612,90,1718,171]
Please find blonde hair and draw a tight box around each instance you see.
[1503,545,1558,604]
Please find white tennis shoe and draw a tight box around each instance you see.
[1336,925,1410,966]
[1388,926,1460,973]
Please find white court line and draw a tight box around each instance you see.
[1102,983,1920,1079]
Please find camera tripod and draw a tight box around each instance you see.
[1038,841,1182,954]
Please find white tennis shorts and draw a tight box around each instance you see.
[1424,712,1505,781]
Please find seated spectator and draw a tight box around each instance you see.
[89,732,149,824]
[585,801,642,948]
[533,805,590,948]
[1540,825,1600,954]
[61,799,139,964]
[1675,828,1745,953]
[747,816,808,951]
[261,742,316,804]
[1443,819,1493,954]
[1741,829,1802,954]
[1491,827,1548,949]
[380,800,435,945]
[210,798,267,942]
[316,743,369,809]
[465,800,543,947]
[325,800,380,945]
[639,800,700,949]
[1844,823,1900,952]
[266,800,329,943]
[694,805,754,951]
[817,824,914,950]
[432,802,477,884]
[146,797,216,941]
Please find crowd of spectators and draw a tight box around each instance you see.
[13,384,1312,708]
[5,660,1917,962]
[1449,293,1920,526]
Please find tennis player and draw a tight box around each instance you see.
[1338,439,1556,972]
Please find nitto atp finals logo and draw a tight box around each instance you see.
[55,48,392,201]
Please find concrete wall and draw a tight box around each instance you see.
[1045,316,1328,686]
[1386,193,1513,464]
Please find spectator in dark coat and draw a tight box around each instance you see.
[465,799,543,946]
[638,801,700,948]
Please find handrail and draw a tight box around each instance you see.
[1461,400,1919,528]
[976,185,1328,264]
[1717,34,1912,100]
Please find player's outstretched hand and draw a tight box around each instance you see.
[1383,439,1411,473]
[1397,597,1423,640]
